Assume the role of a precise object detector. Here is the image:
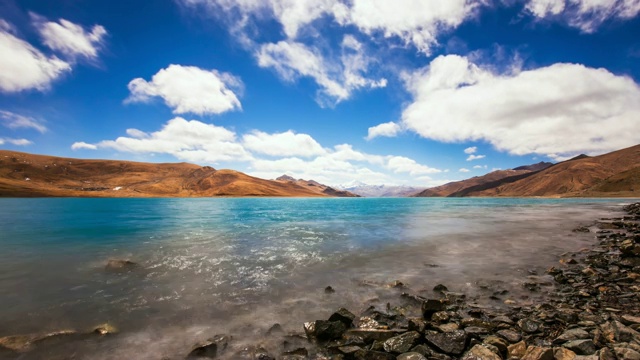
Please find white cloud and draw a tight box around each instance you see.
[32,14,107,60]
[0,110,47,133]
[0,25,71,93]
[256,38,385,106]
[464,146,477,154]
[334,0,481,54]
[126,65,243,115]
[459,168,470,173]
[71,142,97,150]
[366,121,402,140]
[84,117,251,163]
[466,154,486,161]
[473,165,488,169]
[525,0,640,32]
[0,138,32,146]
[386,156,442,175]
[401,54,640,160]
[243,130,326,157]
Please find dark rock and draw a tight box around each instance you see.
[188,335,230,358]
[496,329,521,343]
[424,330,468,356]
[345,329,400,343]
[329,308,356,327]
[337,345,361,355]
[464,326,490,337]
[614,347,640,360]
[324,286,335,294]
[353,349,396,360]
[308,320,347,341]
[422,299,446,318]
[397,352,428,360]
[408,318,427,333]
[93,323,117,335]
[431,311,450,323]
[563,339,596,355]
[266,323,284,336]
[554,328,590,343]
[383,331,421,354]
[518,318,541,333]
[433,284,448,292]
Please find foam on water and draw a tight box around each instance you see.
[0,197,631,359]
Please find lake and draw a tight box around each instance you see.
[0,198,631,359]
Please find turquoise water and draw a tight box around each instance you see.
[0,198,631,359]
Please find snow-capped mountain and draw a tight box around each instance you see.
[334,182,425,197]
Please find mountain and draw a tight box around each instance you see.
[415,144,640,198]
[275,175,359,197]
[336,183,426,197]
[0,150,344,197]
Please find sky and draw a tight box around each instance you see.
[1,0,639,187]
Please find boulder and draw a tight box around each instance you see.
[508,341,528,359]
[422,299,446,318]
[345,329,400,343]
[521,345,554,360]
[613,347,640,360]
[555,328,590,343]
[307,320,347,341]
[518,318,541,334]
[424,330,468,356]
[383,331,421,354]
[329,308,356,327]
[553,347,577,360]
[563,339,596,355]
[353,349,396,360]
[497,329,521,343]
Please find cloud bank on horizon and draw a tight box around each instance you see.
[1,0,640,186]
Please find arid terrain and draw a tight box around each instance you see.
[0,150,355,197]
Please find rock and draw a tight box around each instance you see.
[345,329,400,343]
[464,326,490,337]
[555,328,590,343]
[188,335,230,358]
[497,329,521,343]
[105,259,138,271]
[554,347,577,360]
[0,334,38,352]
[431,311,450,323]
[600,321,640,343]
[613,347,640,360]
[357,316,380,329]
[508,341,528,359]
[492,315,515,325]
[93,323,117,335]
[424,330,468,356]
[521,345,554,360]
[422,299,446,318]
[408,318,427,333]
[329,308,356,327]
[324,286,335,294]
[436,323,460,333]
[461,344,501,360]
[621,314,640,326]
[308,320,347,340]
[433,284,449,292]
[266,323,284,336]
[483,335,508,355]
[518,318,541,333]
[598,347,615,360]
[337,345,361,355]
[383,331,421,354]
[397,352,428,360]
[353,349,396,360]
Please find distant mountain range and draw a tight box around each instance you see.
[0,150,355,197]
[334,182,426,197]
[414,144,640,197]
[275,175,359,197]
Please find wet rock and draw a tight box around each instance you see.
[337,345,361,355]
[93,323,117,335]
[521,345,554,360]
[356,316,380,329]
[492,315,515,325]
[518,318,541,333]
[345,329,399,343]
[464,326,490,337]
[324,286,335,294]
[461,344,501,360]
[598,347,615,360]
[329,308,356,328]
[397,352,428,360]
[431,311,450,323]
[433,284,448,292]
[563,339,596,355]
[497,329,521,343]
[308,320,347,341]
[436,323,460,333]
[613,347,640,360]
[483,335,508,355]
[555,328,590,343]
[188,335,230,358]
[600,320,640,343]
[424,330,468,356]
[383,331,421,354]
[353,349,396,360]
[508,340,528,359]
[0,334,39,352]
[266,323,284,336]
[422,299,446,318]
[553,347,577,360]
[621,314,640,326]
[105,259,138,271]
[281,347,308,360]
[408,318,426,333]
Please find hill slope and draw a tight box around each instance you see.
[275,175,359,197]
[0,151,336,197]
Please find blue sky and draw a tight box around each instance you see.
[1,0,639,186]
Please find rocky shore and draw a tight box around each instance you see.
[1,203,639,360]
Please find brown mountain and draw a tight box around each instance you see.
[275,175,359,197]
[415,144,640,198]
[0,150,341,197]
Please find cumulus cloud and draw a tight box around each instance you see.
[459,168,470,173]
[0,24,71,92]
[466,154,486,161]
[0,138,32,146]
[386,156,442,175]
[399,54,640,160]
[464,146,477,154]
[71,141,97,150]
[525,0,640,32]
[242,130,326,157]
[31,13,107,60]
[256,38,385,106]
[81,117,251,163]
[473,165,488,169]
[366,121,402,140]
[126,65,243,115]
[0,110,47,133]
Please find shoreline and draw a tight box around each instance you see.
[0,202,638,359]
